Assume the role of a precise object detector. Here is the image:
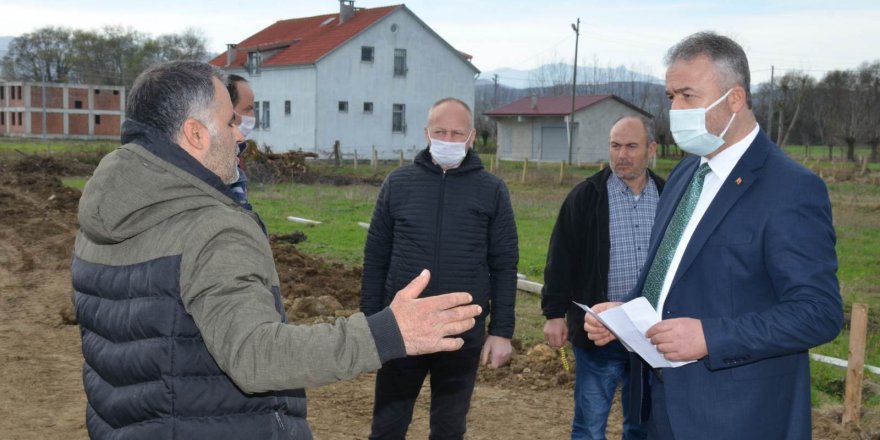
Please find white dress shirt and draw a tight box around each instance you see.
[656,124,760,314]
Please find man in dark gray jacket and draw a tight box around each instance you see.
[543,116,664,439]
[361,97,519,440]
[72,61,481,440]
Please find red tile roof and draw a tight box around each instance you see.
[210,5,402,68]
[485,94,651,117]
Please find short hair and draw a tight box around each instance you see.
[613,115,655,145]
[427,97,473,128]
[226,74,248,107]
[126,60,226,140]
[664,31,752,109]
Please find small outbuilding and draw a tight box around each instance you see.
[485,94,652,163]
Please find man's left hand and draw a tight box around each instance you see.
[480,335,513,368]
[645,318,707,362]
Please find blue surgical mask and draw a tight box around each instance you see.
[669,89,736,156]
[429,134,470,169]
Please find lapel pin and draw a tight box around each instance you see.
[735,177,743,185]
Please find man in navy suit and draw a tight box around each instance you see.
[585,31,843,439]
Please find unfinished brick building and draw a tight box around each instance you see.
[0,82,125,139]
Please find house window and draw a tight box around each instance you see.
[95,115,101,124]
[247,51,262,75]
[17,112,23,125]
[94,89,100,95]
[1,112,5,125]
[361,46,374,62]
[113,90,119,95]
[393,49,407,76]
[74,100,82,109]
[16,86,22,100]
[363,102,373,113]
[285,100,291,115]
[338,101,349,113]
[254,102,260,129]
[392,104,405,132]
[0,87,5,100]
[262,101,270,129]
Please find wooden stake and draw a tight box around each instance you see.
[521,159,528,183]
[353,149,358,169]
[842,303,869,426]
[399,150,404,167]
[558,160,565,185]
[371,146,378,170]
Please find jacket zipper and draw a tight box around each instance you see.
[431,171,447,289]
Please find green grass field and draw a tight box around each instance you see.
[53,142,880,407]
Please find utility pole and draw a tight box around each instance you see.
[568,18,580,165]
[492,74,499,107]
[766,65,774,137]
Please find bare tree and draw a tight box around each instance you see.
[1,26,75,82]
[773,72,813,148]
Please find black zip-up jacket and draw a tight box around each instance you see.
[541,167,665,350]
[360,148,519,346]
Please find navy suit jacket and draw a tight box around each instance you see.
[633,130,843,439]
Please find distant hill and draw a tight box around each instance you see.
[477,63,662,89]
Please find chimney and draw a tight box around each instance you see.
[226,44,237,67]
[530,94,538,110]
[339,0,355,24]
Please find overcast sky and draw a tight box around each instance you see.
[3,0,877,85]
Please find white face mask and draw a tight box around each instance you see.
[429,134,470,169]
[237,114,256,138]
[669,89,736,156]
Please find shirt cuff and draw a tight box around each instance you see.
[365,307,406,363]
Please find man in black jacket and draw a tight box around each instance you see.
[542,115,665,440]
[361,97,519,440]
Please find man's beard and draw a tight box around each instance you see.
[203,126,237,184]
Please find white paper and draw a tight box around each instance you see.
[576,297,694,369]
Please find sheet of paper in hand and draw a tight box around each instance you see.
[576,297,694,369]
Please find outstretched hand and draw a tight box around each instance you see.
[390,270,481,356]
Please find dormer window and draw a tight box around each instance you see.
[246,51,262,75]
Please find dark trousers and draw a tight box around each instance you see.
[369,345,482,440]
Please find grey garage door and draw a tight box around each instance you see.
[538,126,568,161]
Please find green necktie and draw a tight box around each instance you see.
[643,163,712,309]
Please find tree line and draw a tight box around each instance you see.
[1,26,210,90]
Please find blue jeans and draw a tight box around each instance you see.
[572,343,647,440]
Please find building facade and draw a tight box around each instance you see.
[210,2,478,158]
[486,95,653,163]
[0,82,125,139]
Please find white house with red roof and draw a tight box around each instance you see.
[210,1,478,157]
[485,94,653,163]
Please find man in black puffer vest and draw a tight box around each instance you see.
[361,97,519,440]
[72,61,482,440]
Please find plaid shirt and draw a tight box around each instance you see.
[606,173,659,302]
